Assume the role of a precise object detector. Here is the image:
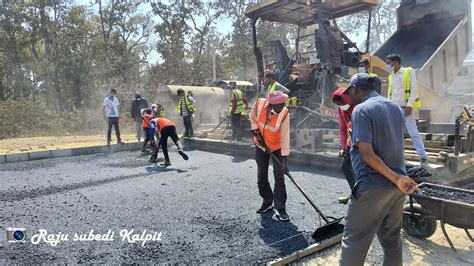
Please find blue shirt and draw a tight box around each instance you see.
[350,91,407,188]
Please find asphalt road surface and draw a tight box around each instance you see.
[0,149,348,264]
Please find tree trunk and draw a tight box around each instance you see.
[0,79,5,101]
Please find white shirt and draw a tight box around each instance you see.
[390,66,419,107]
[103,96,120,117]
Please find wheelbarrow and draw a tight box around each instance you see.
[402,182,474,263]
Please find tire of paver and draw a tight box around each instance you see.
[402,203,437,239]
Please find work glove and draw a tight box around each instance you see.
[338,148,350,157]
[281,156,289,174]
[337,150,345,157]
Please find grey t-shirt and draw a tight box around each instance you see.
[350,91,407,188]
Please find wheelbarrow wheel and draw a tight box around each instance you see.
[403,203,437,239]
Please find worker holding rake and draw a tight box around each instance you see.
[148,117,189,167]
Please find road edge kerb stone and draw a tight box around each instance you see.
[268,235,342,265]
[1,142,143,164]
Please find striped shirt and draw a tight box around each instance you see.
[180,95,195,117]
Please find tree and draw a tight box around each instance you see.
[220,0,255,81]
[336,0,399,52]
[188,0,227,84]
[151,0,197,84]
[96,1,153,93]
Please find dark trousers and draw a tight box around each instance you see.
[255,147,287,210]
[231,113,242,140]
[341,154,356,189]
[142,128,152,148]
[340,184,405,266]
[183,116,193,137]
[159,126,180,162]
[107,117,121,143]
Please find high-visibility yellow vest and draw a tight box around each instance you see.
[229,89,244,114]
[268,82,276,93]
[177,93,196,115]
[388,67,422,109]
[158,105,165,117]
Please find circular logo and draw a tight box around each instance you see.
[13,230,25,241]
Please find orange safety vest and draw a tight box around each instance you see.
[142,110,157,128]
[153,117,175,132]
[253,98,289,152]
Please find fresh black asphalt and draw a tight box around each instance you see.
[0,149,349,264]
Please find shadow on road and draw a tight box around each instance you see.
[145,166,189,173]
[258,212,310,256]
[231,155,249,163]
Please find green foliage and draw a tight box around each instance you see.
[0,0,309,138]
[336,0,399,52]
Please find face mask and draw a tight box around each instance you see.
[357,67,366,73]
[340,104,351,111]
[386,64,394,72]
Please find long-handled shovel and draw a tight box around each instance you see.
[257,134,345,242]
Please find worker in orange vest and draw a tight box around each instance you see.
[149,117,188,167]
[141,107,156,152]
[250,91,291,221]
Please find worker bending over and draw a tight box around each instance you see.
[149,117,189,167]
[141,107,155,152]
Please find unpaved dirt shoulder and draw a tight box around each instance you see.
[294,224,473,265]
[0,135,136,154]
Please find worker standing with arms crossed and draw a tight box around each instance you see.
[339,73,419,265]
[229,81,248,141]
[385,53,429,167]
[250,91,291,221]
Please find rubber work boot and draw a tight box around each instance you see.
[141,143,147,152]
[338,195,351,204]
[160,161,171,167]
[275,209,290,222]
[256,203,273,213]
[149,155,157,164]
[176,141,189,160]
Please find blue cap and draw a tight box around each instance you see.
[342,73,375,94]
